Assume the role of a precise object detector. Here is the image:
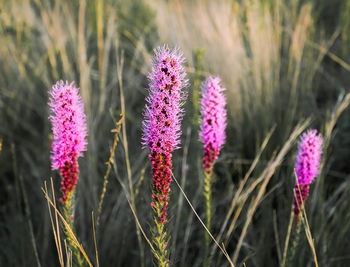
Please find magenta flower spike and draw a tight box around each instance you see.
[142,45,187,266]
[143,45,187,224]
[49,80,87,203]
[200,76,227,173]
[293,129,323,218]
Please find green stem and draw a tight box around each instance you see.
[63,192,84,267]
[287,216,302,267]
[203,170,213,266]
[152,201,169,267]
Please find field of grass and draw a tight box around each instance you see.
[1,0,350,266]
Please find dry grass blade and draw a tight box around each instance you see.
[125,191,157,254]
[324,92,350,147]
[111,161,157,256]
[78,0,91,114]
[63,240,70,267]
[310,37,350,72]
[212,126,275,256]
[96,0,106,115]
[281,208,294,267]
[294,178,319,267]
[44,180,64,267]
[12,142,41,267]
[92,212,100,267]
[310,92,350,215]
[42,182,93,267]
[19,174,42,267]
[172,126,191,260]
[117,51,145,267]
[171,173,235,267]
[231,119,310,264]
[223,168,276,250]
[301,203,319,267]
[97,113,124,225]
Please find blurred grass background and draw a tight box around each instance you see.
[1,0,350,266]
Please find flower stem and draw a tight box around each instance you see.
[151,191,169,267]
[151,153,172,266]
[63,192,83,266]
[287,215,302,267]
[203,170,213,266]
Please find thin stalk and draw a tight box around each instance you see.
[287,216,301,267]
[171,126,191,262]
[117,52,145,267]
[42,183,93,267]
[91,212,100,267]
[203,170,213,266]
[212,126,275,255]
[111,161,157,255]
[298,184,319,267]
[97,113,124,226]
[78,0,91,118]
[44,180,64,267]
[172,173,235,267]
[19,173,42,267]
[231,120,310,264]
[281,208,294,267]
[291,174,319,267]
[210,126,275,261]
[180,184,202,267]
[192,49,205,126]
[63,192,83,266]
[96,0,106,115]
[12,144,42,267]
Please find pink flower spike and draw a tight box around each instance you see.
[142,45,188,155]
[143,45,187,266]
[199,76,227,172]
[49,80,87,201]
[143,45,187,223]
[293,129,323,218]
[294,129,323,186]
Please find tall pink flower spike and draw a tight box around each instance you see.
[142,45,187,267]
[49,80,87,203]
[293,129,323,218]
[142,45,187,224]
[200,76,227,173]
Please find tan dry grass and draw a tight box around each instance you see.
[147,0,317,122]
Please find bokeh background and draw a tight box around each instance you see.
[1,0,350,266]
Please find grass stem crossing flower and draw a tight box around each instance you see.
[293,129,323,218]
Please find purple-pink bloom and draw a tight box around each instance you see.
[293,129,323,217]
[294,129,323,185]
[49,80,87,202]
[142,45,187,224]
[199,76,227,173]
[142,45,187,155]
